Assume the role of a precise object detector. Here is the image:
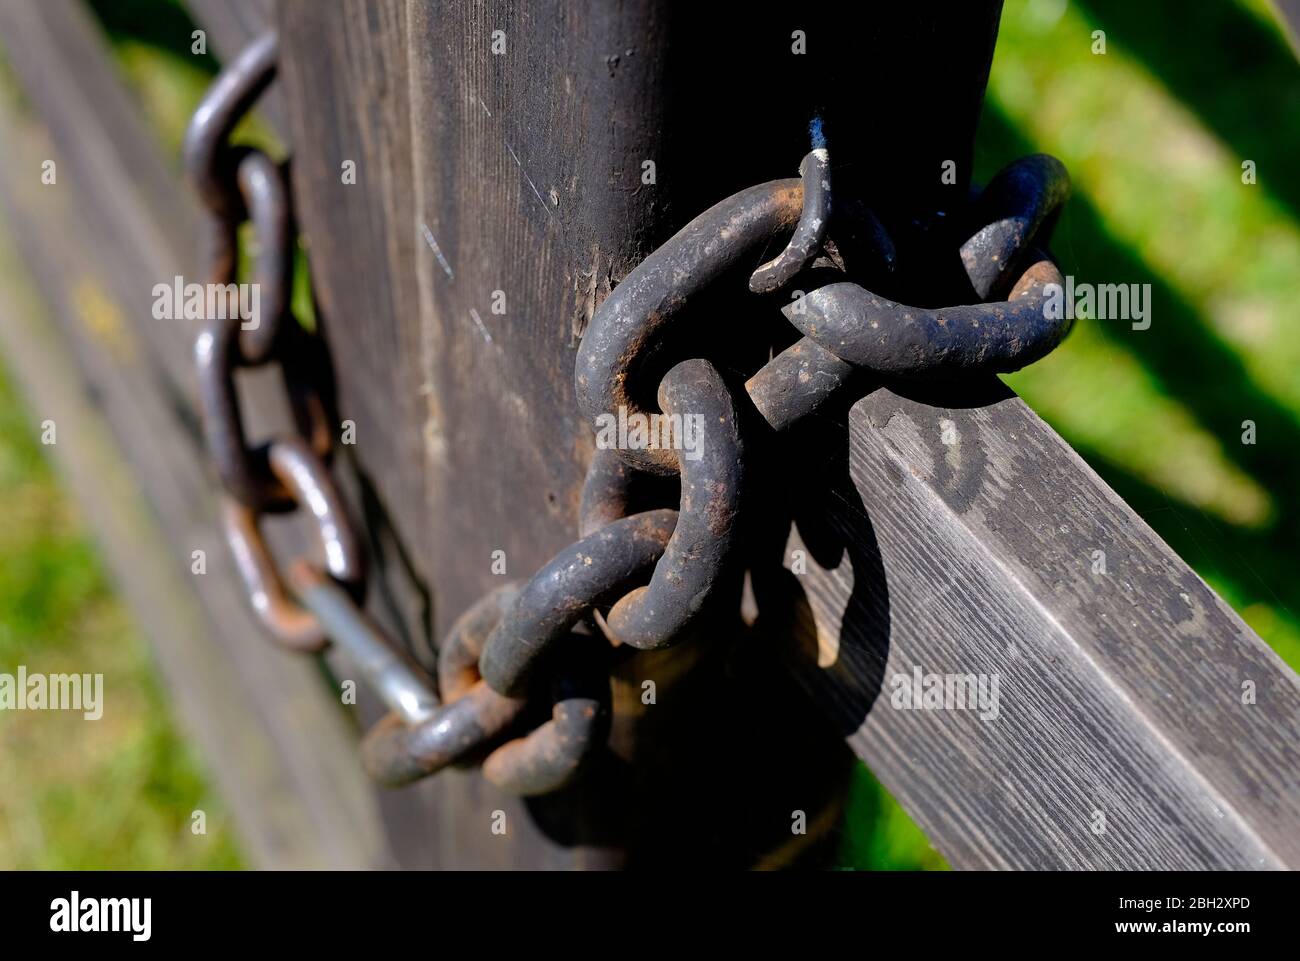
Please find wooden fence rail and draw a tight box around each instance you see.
[0,0,390,869]
[783,384,1300,868]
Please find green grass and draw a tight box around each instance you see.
[0,363,242,869]
[986,0,1300,673]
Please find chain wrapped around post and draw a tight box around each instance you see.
[478,146,1070,757]
[189,33,1073,796]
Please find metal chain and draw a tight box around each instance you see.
[186,32,1073,797]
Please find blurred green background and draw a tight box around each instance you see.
[0,0,1296,869]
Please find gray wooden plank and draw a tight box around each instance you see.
[0,5,391,869]
[1272,0,1300,57]
[0,0,201,394]
[0,121,388,870]
[774,382,1300,869]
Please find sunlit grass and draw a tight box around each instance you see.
[986,0,1300,673]
[837,765,949,870]
[841,0,1300,867]
[998,0,1300,415]
[0,324,242,869]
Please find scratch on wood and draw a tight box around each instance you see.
[505,142,554,219]
[420,222,454,279]
[479,96,492,118]
[469,307,493,344]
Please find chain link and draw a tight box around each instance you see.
[187,32,1073,796]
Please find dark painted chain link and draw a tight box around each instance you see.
[475,147,1073,716]
[190,32,1073,795]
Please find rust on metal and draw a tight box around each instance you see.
[575,179,803,475]
[222,497,327,651]
[604,359,745,648]
[479,509,679,697]
[348,585,527,786]
[359,589,608,794]
[482,690,608,795]
[961,154,1070,299]
[749,148,831,294]
[292,562,436,722]
[481,628,610,796]
[361,681,526,787]
[780,249,1068,376]
[195,316,284,510]
[580,150,1071,446]
[746,152,1070,427]
[220,437,364,648]
[268,439,364,592]
[744,336,860,433]
[437,582,520,702]
[195,315,333,511]
[233,148,294,364]
[579,446,641,538]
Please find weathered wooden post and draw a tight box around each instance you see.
[273,0,1007,867]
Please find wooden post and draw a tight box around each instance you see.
[274,0,1009,866]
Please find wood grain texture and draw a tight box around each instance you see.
[0,0,390,869]
[272,0,1063,869]
[771,381,1300,869]
[276,0,566,869]
[277,0,860,868]
[403,0,680,868]
[0,0,202,395]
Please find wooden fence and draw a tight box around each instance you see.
[0,0,1295,869]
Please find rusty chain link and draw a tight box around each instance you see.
[184,32,612,797]
[188,32,1073,796]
